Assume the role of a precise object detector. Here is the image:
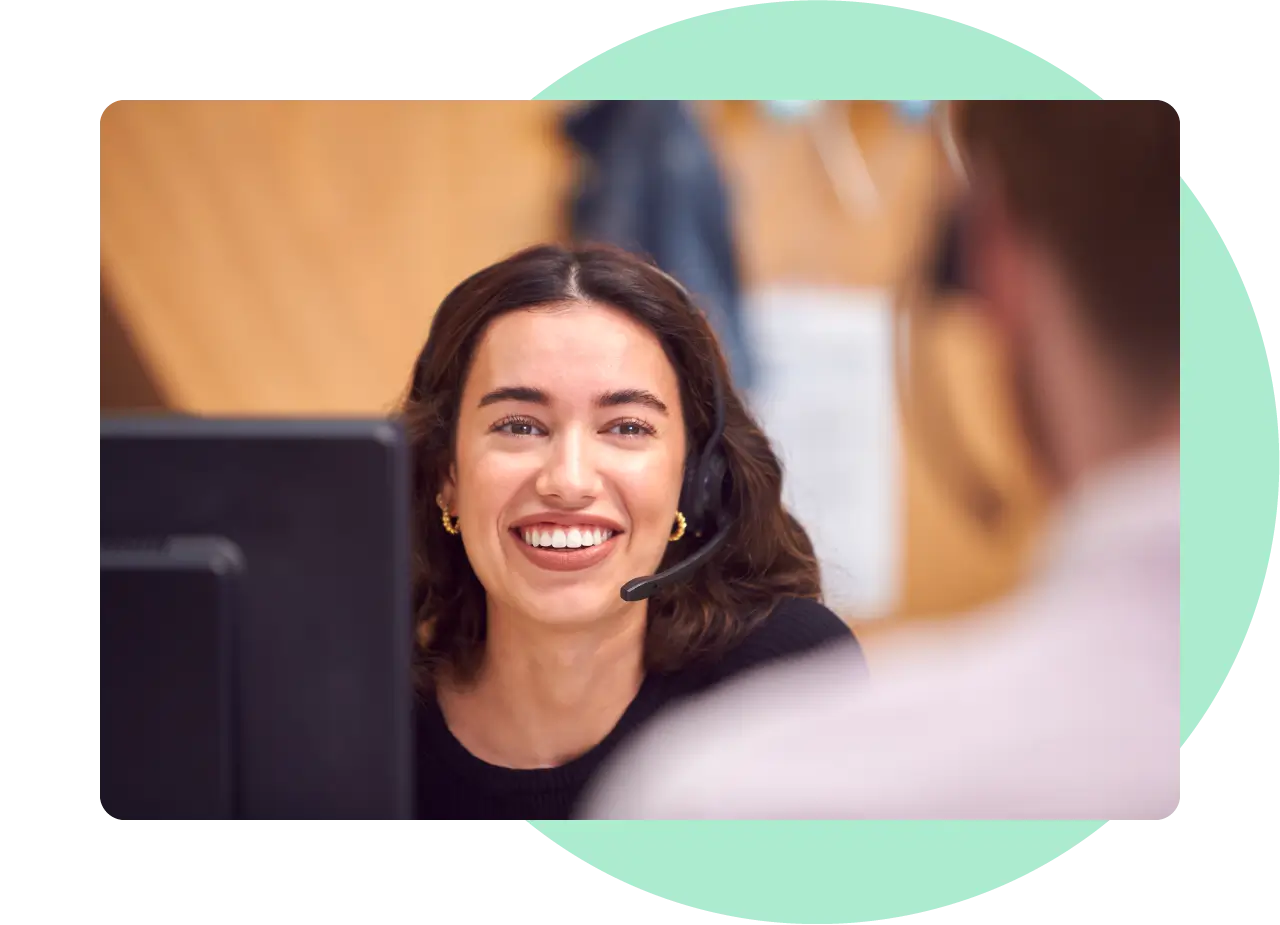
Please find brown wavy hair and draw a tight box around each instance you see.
[401,243,821,690]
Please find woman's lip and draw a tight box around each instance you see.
[508,514,626,533]
[509,529,619,572]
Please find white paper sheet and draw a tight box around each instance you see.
[743,287,900,617]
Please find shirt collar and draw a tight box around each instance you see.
[1033,441,1180,577]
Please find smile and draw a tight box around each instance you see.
[520,526,614,548]
[509,524,622,572]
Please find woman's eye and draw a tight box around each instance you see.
[609,420,654,438]
[495,418,545,437]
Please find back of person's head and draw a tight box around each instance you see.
[402,243,821,689]
[925,101,1180,494]
[955,100,1179,412]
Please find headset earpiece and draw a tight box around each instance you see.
[702,451,729,524]
[933,205,969,294]
[680,448,728,537]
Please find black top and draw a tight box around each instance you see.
[414,596,861,820]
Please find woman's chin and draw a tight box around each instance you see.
[512,580,635,628]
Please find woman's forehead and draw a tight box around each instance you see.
[466,303,679,396]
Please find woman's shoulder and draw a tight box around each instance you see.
[699,596,862,686]
[746,595,858,655]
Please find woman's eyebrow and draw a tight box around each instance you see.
[596,389,669,415]
[477,386,669,415]
[477,386,549,408]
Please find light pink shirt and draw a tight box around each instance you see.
[585,446,1180,819]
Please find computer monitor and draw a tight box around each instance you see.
[101,417,413,819]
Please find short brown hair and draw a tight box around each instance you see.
[402,244,821,690]
[955,100,1180,405]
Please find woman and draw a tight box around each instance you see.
[403,243,861,819]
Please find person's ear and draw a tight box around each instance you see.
[437,462,459,513]
[967,182,1031,342]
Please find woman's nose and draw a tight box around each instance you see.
[535,429,601,503]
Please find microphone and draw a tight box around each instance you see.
[619,522,733,603]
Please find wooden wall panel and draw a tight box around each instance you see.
[101,284,168,411]
[101,101,573,414]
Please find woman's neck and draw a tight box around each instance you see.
[437,601,647,769]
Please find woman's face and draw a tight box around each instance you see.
[442,301,688,628]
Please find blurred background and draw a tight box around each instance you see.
[101,100,1047,654]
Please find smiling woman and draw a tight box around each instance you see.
[402,243,862,819]
[447,299,688,629]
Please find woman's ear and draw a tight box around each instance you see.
[439,464,458,512]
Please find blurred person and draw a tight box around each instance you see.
[403,244,860,819]
[582,100,1180,820]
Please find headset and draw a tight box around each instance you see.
[618,264,735,602]
[619,358,733,602]
[932,101,971,296]
[933,206,967,293]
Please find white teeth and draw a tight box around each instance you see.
[518,526,616,547]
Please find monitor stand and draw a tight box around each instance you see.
[101,537,243,819]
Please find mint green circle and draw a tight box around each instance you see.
[529,3,1278,921]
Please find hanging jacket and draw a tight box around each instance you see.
[562,101,756,394]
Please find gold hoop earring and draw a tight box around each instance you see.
[437,495,460,536]
[669,511,687,543]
